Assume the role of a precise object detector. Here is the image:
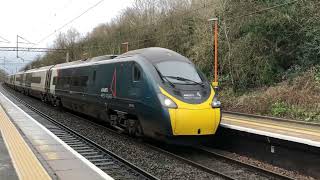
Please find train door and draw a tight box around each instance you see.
[86,65,99,117]
[108,63,128,111]
[78,68,89,115]
[131,62,143,99]
[49,69,58,95]
[45,69,51,93]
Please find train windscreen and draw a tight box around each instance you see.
[155,61,202,84]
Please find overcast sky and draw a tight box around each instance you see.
[0,0,134,74]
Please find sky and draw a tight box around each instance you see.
[0,0,134,74]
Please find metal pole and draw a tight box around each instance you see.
[208,18,219,87]
[16,35,18,58]
[214,19,218,84]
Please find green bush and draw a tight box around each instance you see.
[271,102,289,117]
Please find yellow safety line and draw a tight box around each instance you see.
[223,116,320,137]
[0,105,51,180]
[223,115,320,134]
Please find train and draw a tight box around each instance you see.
[5,47,221,143]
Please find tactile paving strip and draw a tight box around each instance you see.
[0,105,51,180]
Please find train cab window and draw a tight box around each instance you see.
[155,61,202,84]
[133,65,142,82]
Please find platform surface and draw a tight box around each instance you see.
[0,133,18,180]
[0,91,112,180]
[221,113,320,147]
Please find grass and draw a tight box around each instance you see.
[220,66,320,122]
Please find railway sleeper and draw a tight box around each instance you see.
[85,155,105,159]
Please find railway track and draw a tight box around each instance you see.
[56,117,298,180]
[1,86,158,180]
[195,146,293,179]
[147,144,294,180]
[2,85,295,180]
[63,111,295,180]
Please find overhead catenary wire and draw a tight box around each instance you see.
[0,35,10,43]
[36,0,105,45]
[86,0,303,51]
[120,1,217,37]
[17,0,104,62]
[17,35,36,45]
[122,0,304,49]
[19,1,213,63]
[225,0,301,21]
[23,0,310,68]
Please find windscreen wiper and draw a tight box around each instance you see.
[154,66,175,88]
[163,76,204,87]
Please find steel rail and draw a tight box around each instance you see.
[195,146,295,180]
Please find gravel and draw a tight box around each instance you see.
[1,85,222,180]
[166,147,272,180]
[210,149,315,180]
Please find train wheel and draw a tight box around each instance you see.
[41,95,45,102]
[128,119,143,137]
[135,122,143,137]
[54,99,62,107]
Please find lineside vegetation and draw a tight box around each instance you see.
[23,0,320,121]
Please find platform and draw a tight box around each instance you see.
[0,91,112,180]
[0,132,18,180]
[221,112,320,147]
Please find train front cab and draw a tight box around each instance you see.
[145,55,221,144]
[160,87,220,136]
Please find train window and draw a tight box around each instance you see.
[58,77,64,86]
[156,61,202,84]
[31,77,41,84]
[72,77,80,86]
[133,65,141,82]
[61,77,71,88]
[80,76,88,87]
[26,73,32,83]
[93,71,96,82]
[67,77,71,85]
[16,76,21,82]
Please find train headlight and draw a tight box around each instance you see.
[211,97,221,108]
[158,94,178,109]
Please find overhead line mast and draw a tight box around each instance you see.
[208,18,219,88]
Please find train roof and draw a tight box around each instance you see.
[49,48,191,70]
[116,47,190,64]
[51,54,118,69]
[16,48,190,73]
[24,65,54,73]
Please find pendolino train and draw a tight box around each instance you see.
[5,47,221,143]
